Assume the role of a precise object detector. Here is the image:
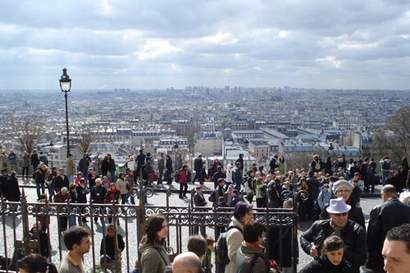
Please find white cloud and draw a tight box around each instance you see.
[202,32,239,45]
[135,40,181,60]
[315,56,342,68]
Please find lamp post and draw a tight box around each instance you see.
[59,68,72,158]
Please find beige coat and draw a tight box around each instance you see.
[225,216,244,273]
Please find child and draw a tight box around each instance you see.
[299,235,353,273]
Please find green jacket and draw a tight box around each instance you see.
[139,236,171,273]
[236,243,268,273]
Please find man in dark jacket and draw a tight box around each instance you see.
[193,154,205,184]
[232,161,243,192]
[54,168,70,193]
[78,154,90,180]
[193,184,207,236]
[4,171,20,202]
[212,166,226,189]
[30,151,40,173]
[300,198,366,273]
[100,224,125,273]
[91,178,107,223]
[134,149,146,180]
[365,185,410,273]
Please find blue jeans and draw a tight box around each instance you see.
[47,184,55,202]
[36,183,45,198]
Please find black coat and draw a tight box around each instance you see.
[91,186,107,204]
[54,175,69,192]
[4,175,20,201]
[366,198,410,271]
[100,234,125,260]
[299,256,353,273]
[300,219,366,273]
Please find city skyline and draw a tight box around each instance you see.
[1,0,410,90]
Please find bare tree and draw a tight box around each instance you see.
[17,120,43,155]
[371,106,410,165]
[77,132,94,154]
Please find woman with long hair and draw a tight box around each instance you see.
[139,214,171,273]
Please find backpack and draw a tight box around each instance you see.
[215,226,243,266]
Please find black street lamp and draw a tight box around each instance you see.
[59,68,71,158]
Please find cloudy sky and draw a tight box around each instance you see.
[1,0,410,90]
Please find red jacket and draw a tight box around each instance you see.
[178,169,188,184]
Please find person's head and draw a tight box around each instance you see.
[233,202,253,225]
[322,235,344,266]
[172,252,202,273]
[326,198,351,229]
[382,184,397,202]
[187,235,207,261]
[95,178,102,186]
[18,254,58,273]
[332,180,353,202]
[58,168,65,176]
[106,224,116,238]
[63,226,91,254]
[118,172,124,179]
[217,178,225,187]
[145,214,168,244]
[243,222,265,245]
[382,224,410,273]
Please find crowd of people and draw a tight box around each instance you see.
[2,148,410,273]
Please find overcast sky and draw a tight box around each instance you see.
[1,0,410,90]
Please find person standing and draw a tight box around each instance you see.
[116,173,129,204]
[235,222,268,273]
[365,185,410,273]
[100,224,125,273]
[7,150,17,172]
[157,153,165,184]
[300,198,366,273]
[78,154,90,181]
[231,161,243,192]
[193,185,207,236]
[225,202,254,273]
[139,215,171,273]
[90,178,107,223]
[22,152,30,180]
[4,171,20,202]
[54,187,70,234]
[193,155,204,183]
[59,226,91,273]
[380,156,391,185]
[35,163,48,198]
[178,165,189,199]
[299,235,354,273]
[134,149,146,181]
[30,150,40,177]
[235,154,244,175]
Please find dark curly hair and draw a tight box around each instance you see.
[18,254,58,273]
[145,214,167,244]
